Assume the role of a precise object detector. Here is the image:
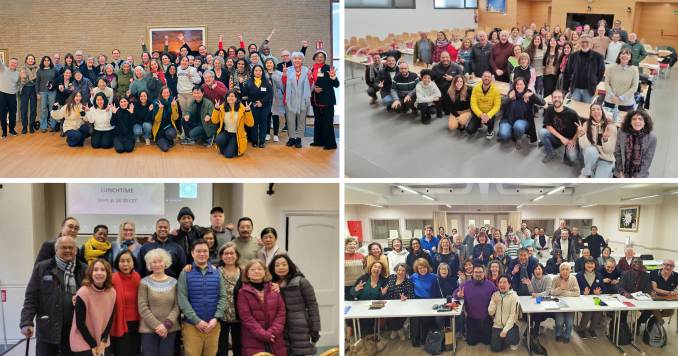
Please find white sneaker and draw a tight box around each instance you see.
[486,131,495,140]
[389,330,398,340]
[266,134,271,141]
[273,135,280,142]
[145,138,150,145]
[510,344,519,351]
[398,328,407,340]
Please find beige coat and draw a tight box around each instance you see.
[488,290,521,333]
[51,104,85,132]
[550,275,580,297]
[578,120,617,162]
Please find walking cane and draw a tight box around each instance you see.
[25,336,30,356]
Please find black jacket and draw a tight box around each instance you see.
[390,71,419,99]
[280,274,321,355]
[501,89,545,143]
[170,227,203,264]
[470,42,493,77]
[136,237,187,277]
[431,62,464,93]
[242,77,273,107]
[111,109,135,138]
[311,64,340,106]
[565,50,605,94]
[132,102,154,125]
[377,65,398,97]
[553,238,579,262]
[20,258,87,344]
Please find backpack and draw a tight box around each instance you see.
[423,329,444,355]
[643,316,667,348]
[608,318,632,345]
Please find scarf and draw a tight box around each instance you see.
[584,271,596,286]
[110,271,141,337]
[55,255,77,294]
[158,96,174,130]
[433,39,450,62]
[82,236,112,265]
[310,62,324,87]
[625,131,645,176]
[538,234,547,248]
[20,63,39,87]
[254,77,262,88]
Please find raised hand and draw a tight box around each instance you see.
[129,103,135,113]
[380,285,389,295]
[512,264,520,275]
[183,114,190,122]
[457,286,465,298]
[214,99,221,109]
[378,80,384,88]
[237,33,243,41]
[329,66,336,79]
[157,100,164,109]
[302,40,309,47]
[575,121,585,137]
[148,103,154,111]
[172,97,177,106]
[355,280,366,292]
[219,34,223,42]
[244,101,252,111]
[110,104,118,114]
[314,86,323,93]
[140,36,145,44]
[508,90,516,100]
[59,84,65,92]
[178,33,185,43]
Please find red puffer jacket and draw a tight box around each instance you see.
[237,282,287,356]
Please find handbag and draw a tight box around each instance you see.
[443,327,455,351]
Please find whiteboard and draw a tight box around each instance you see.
[66,183,213,235]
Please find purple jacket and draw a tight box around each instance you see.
[453,279,497,319]
[237,282,287,356]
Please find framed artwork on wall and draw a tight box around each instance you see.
[147,26,207,55]
[0,49,7,64]
[486,0,506,13]
[618,206,640,232]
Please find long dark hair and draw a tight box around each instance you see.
[448,75,469,103]
[586,103,608,144]
[269,254,300,283]
[92,92,109,109]
[223,90,241,112]
[542,40,560,67]
[40,56,54,70]
[526,35,543,61]
[621,109,653,134]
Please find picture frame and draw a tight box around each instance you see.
[147,26,207,55]
[486,0,506,13]
[618,206,640,232]
[0,49,7,64]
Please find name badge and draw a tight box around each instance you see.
[42,275,53,281]
[261,87,267,92]
[317,72,324,77]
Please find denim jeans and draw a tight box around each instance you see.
[581,146,615,177]
[571,88,594,103]
[554,313,574,338]
[539,128,579,162]
[498,119,528,141]
[382,94,394,108]
[39,91,57,130]
[133,122,152,139]
[188,125,207,142]
[215,131,238,158]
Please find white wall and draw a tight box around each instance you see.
[345,204,437,241]
[346,0,476,38]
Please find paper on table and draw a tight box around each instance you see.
[389,230,399,239]
[603,299,626,308]
[541,301,560,310]
[631,291,653,301]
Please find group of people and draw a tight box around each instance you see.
[344,222,678,353]
[0,30,339,156]
[361,20,657,178]
[20,207,321,356]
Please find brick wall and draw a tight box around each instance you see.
[0,0,332,65]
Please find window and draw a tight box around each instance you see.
[405,219,434,236]
[522,219,556,236]
[371,219,400,240]
[346,0,415,9]
[332,0,342,112]
[434,0,478,9]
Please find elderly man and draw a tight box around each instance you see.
[208,207,234,248]
[553,228,578,262]
[619,258,651,325]
[470,31,493,78]
[564,35,605,103]
[550,263,581,343]
[21,236,87,356]
[431,51,463,117]
[0,57,20,138]
[413,32,434,67]
[492,243,512,273]
[276,41,309,71]
[390,62,420,114]
[553,220,567,247]
[644,259,678,326]
[617,247,636,272]
[454,264,497,346]
[464,225,477,260]
[489,30,513,82]
[623,33,648,66]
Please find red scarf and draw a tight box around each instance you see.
[110,271,141,337]
[310,62,324,86]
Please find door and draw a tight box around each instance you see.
[447,214,462,236]
[286,214,339,348]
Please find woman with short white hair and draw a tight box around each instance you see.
[550,262,580,343]
[138,248,180,356]
[281,51,311,148]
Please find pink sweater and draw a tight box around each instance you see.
[69,285,116,352]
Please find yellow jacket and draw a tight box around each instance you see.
[470,83,501,118]
[152,102,179,140]
[211,104,254,157]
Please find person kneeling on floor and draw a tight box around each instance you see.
[489,275,521,351]
[211,91,254,159]
[390,62,419,114]
[540,90,580,165]
[468,71,501,139]
[415,69,441,124]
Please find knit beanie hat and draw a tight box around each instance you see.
[177,206,195,221]
[313,50,328,61]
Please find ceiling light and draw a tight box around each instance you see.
[445,204,452,208]
[396,185,419,195]
[627,194,661,201]
[364,203,384,208]
[547,186,566,195]
[516,204,524,209]
[421,194,435,201]
[580,204,597,208]
[532,195,545,202]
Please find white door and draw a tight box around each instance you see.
[286,214,339,348]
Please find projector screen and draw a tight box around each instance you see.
[66,183,213,235]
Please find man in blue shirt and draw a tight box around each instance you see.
[420,225,440,257]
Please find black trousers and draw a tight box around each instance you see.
[267,113,280,135]
[410,317,435,347]
[36,323,74,356]
[20,85,38,132]
[543,74,558,99]
[0,91,18,135]
[312,104,336,149]
[110,320,141,356]
[466,113,496,134]
[466,317,492,345]
[91,129,114,148]
[217,321,242,356]
[113,135,135,153]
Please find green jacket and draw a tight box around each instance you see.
[116,69,133,98]
[186,98,217,137]
[623,41,647,66]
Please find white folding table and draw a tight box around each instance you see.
[345,298,464,355]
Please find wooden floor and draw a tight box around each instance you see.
[352,316,678,356]
[0,128,339,178]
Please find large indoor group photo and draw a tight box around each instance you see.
[345,182,678,356]
[344,0,677,178]
[0,183,340,356]
[0,0,340,178]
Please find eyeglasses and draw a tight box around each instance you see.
[663,263,675,268]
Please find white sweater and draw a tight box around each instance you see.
[387,249,410,274]
[177,66,201,94]
[85,108,113,131]
[415,81,441,105]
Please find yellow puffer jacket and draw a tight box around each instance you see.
[152,102,179,140]
[211,105,254,156]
